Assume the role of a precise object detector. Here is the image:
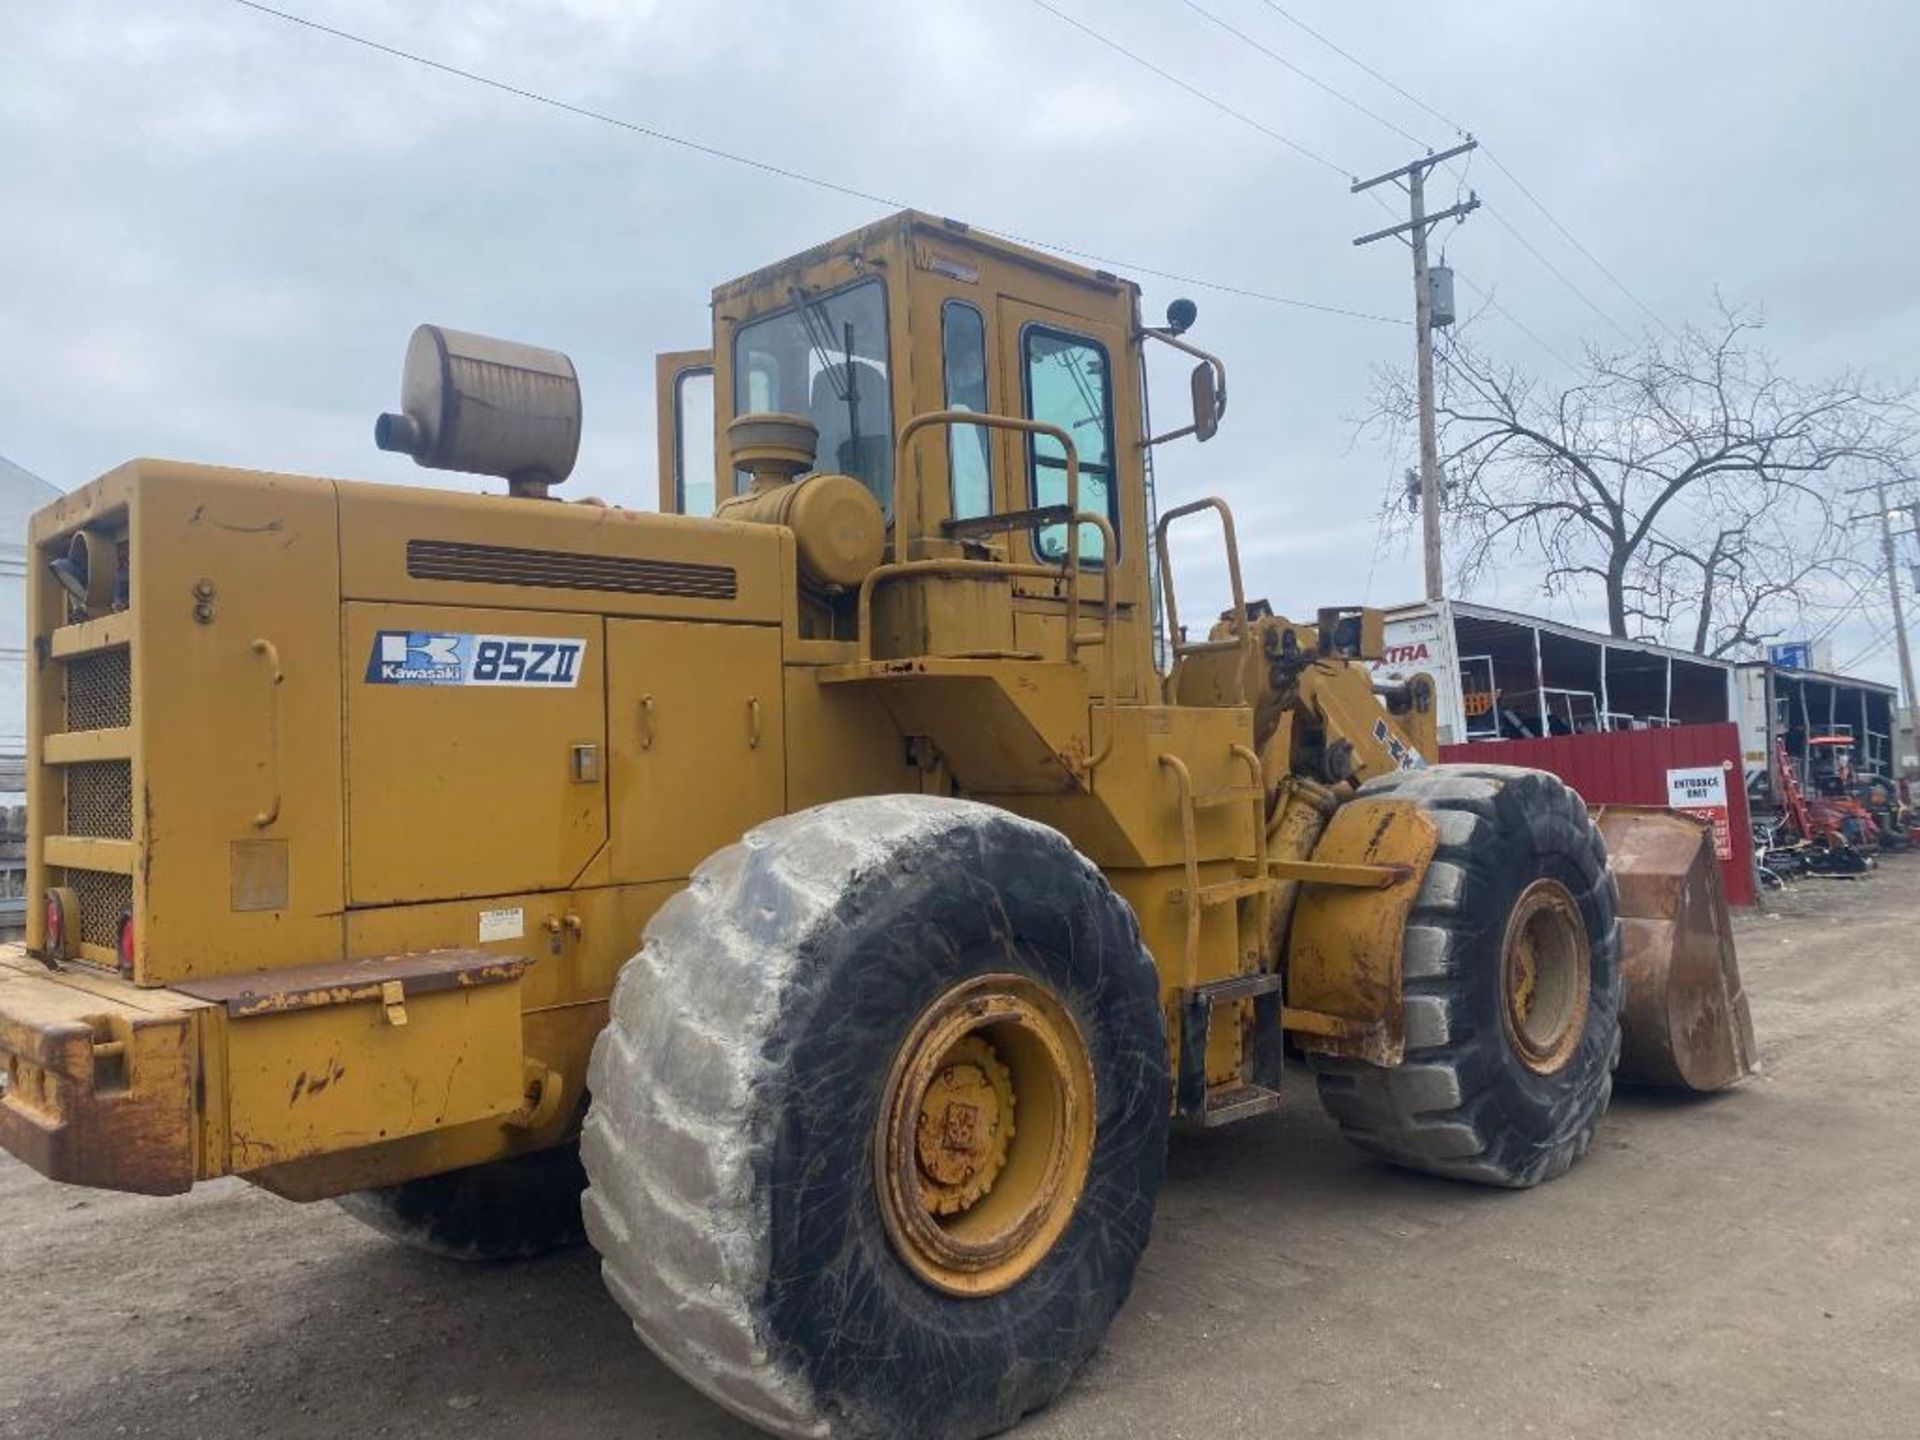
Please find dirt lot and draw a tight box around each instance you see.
[3,863,1917,1440]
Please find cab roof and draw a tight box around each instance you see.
[712,210,1137,306]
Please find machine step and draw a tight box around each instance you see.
[1189,876,1273,907]
[1194,1083,1284,1128]
[1191,971,1284,1004]
[1176,972,1284,1122]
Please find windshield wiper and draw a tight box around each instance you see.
[787,286,860,462]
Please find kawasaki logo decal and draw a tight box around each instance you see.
[365,631,586,687]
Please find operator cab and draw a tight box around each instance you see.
[656,211,1227,695]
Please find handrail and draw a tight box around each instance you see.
[894,412,1083,642]
[1230,741,1271,965]
[854,508,1120,771]
[885,409,1119,770]
[1154,496,1253,705]
[247,638,285,829]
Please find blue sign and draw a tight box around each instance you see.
[1768,642,1812,671]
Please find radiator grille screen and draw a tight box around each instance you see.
[65,761,133,839]
[70,869,132,950]
[406,539,738,601]
[65,648,131,732]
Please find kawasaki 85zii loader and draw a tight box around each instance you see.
[1,213,1753,1440]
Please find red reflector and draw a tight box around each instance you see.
[117,912,135,976]
[44,893,64,953]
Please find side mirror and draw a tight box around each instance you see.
[1190,362,1221,443]
[1140,328,1228,448]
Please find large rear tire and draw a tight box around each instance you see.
[1309,765,1622,1188]
[334,1145,588,1260]
[581,795,1168,1440]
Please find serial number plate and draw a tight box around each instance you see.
[365,631,586,687]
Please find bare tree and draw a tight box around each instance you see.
[1370,302,1917,656]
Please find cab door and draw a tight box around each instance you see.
[993,296,1141,700]
[655,349,715,515]
[993,297,1128,570]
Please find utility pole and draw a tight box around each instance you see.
[1353,138,1479,603]
[1878,482,1919,752]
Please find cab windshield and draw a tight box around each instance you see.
[732,277,894,512]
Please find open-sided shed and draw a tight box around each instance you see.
[1376,599,1735,748]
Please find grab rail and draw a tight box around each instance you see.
[1153,496,1253,705]
[868,410,1118,770]
[247,638,285,829]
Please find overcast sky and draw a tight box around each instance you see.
[3,1,1916,683]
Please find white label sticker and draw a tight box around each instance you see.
[478,906,525,943]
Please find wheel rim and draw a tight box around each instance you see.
[876,973,1095,1297]
[1498,879,1591,1075]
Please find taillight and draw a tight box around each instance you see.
[43,887,77,961]
[117,912,135,977]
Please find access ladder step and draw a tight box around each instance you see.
[1189,876,1273,907]
[1195,1083,1284,1129]
[1177,973,1285,1122]
[1190,972,1284,1005]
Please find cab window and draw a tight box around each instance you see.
[943,300,991,521]
[673,367,716,516]
[733,278,894,512]
[1023,326,1116,563]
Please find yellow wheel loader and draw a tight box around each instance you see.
[0,212,1753,1439]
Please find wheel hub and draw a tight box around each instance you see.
[877,974,1095,1297]
[1499,879,1592,1075]
[913,1037,1015,1214]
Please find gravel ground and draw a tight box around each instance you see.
[2,860,1916,1440]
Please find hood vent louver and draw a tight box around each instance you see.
[405,539,737,601]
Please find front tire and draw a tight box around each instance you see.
[581,796,1168,1440]
[1310,765,1622,1188]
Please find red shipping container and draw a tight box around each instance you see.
[1438,721,1755,907]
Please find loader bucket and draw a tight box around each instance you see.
[1594,806,1757,1092]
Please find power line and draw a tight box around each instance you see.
[1030,0,1642,358]
[1027,0,1350,178]
[1809,571,1886,645]
[1477,149,1679,341]
[1838,631,1895,674]
[1350,183,1580,374]
[1244,0,1676,341]
[1025,3,1587,378]
[1450,279,1581,374]
[1064,6,1583,385]
[1155,0,1643,348]
[227,0,907,206]
[1174,0,1430,149]
[225,0,1402,325]
[1482,204,1635,341]
[1254,0,1468,137]
[1014,241,1402,323]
